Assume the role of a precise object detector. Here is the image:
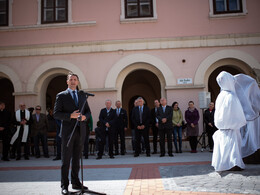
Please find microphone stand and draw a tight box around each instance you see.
[67,94,106,195]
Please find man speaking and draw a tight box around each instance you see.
[54,72,91,195]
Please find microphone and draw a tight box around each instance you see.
[79,90,95,97]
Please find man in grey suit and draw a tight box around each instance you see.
[31,105,49,158]
[54,72,91,195]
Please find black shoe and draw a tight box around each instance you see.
[160,154,165,157]
[115,152,119,155]
[96,156,102,160]
[121,152,125,155]
[85,155,88,159]
[24,156,29,160]
[44,155,49,158]
[72,183,88,190]
[53,156,61,161]
[61,186,69,195]
[134,154,139,157]
[16,156,21,160]
[36,155,40,158]
[179,149,182,153]
[152,151,157,154]
[2,157,10,161]
[146,154,151,157]
[175,150,179,153]
[169,153,174,157]
[110,156,115,159]
[10,154,16,159]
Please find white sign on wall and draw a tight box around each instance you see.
[177,78,193,84]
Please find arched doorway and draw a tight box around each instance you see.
[0,78,14,113]
[46,75,67,110]
[208,65,244,102]
[122,69,161,135]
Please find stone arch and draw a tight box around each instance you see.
[26,60,88,111]
[105,53,175,89]
[27,60,88,93]
[0,64,22,92]
[194,49,259,86]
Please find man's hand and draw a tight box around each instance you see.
[0,127,4,131]
[71,110,80,119]
[124,127,127,131]
[208,123,213,127]
[78,114,86,121]
[105,122,110,128]
[162,118,167,123]
[155,123,159,128]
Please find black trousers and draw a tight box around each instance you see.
[0,130,10,159]
[61,127,82,188]
[135,128,150,155]
[152,126,159,153]
[34,132,49,157]
[83,130,90,157]
[159,127,172,155]
[11,127,29,158]
[206,126,216,150]
[114,126,125,154]
[189,136,198,151]
[98,128,114,157]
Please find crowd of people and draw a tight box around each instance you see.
[0,96,220,161]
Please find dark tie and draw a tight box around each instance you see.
[139,107,142,124]
[72,91,78,107]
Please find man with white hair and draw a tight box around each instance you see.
[97,99,116,159]
[10,103,32,160]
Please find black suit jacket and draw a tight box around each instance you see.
[156,106,173,129]
[114,108,128,129]
[54,89,91,145]
[131,106,150,130]
[150,107,159,127]
[99,108,116,131]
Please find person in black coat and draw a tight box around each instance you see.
[156,98,173,157]
[204,102,217,152]
[150,99,160,154]
[0,102,12,161]
[54,73,91,195]
[114,100,128,155]
[97,99,116,159]
[131,97,151,157]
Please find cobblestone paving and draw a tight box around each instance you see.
[159,164,260,195]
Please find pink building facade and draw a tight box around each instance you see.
[0,0,260,135]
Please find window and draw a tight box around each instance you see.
[41,0,68,24]
[125,0,153,18]
[213,0,242,14]
[0,0,8,26]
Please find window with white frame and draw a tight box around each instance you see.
[213,0,243,14]
[0,0,8,26]
[41,0,68,24]
[125,0,153,18]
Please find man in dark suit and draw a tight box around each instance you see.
[54,73,91,195]
[150,99,160,154]
[204,102,217,152]
[31,105,49,158]
[156,98,173,157]
[97,99,116,159]
[131,97,151,157]
[0,101,12,161]
[114,100,128,155]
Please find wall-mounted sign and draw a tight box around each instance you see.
[177,78,192,84]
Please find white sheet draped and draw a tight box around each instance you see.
[212,71,246,171]
[234,74,260,158]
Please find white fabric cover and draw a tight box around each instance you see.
[234,74,260,157]
[212,71,246,171]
